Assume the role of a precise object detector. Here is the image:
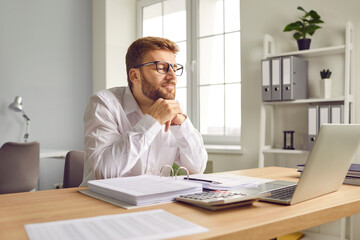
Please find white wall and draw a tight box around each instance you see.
[93,0,136,92]
[106,0,136,89]
[0,0,92,190]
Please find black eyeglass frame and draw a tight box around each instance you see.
[133,61,184,76]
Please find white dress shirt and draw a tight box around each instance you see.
[80,86,208,186]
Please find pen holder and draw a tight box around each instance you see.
[320,78,332,99]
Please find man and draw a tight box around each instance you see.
[80,37,208,186]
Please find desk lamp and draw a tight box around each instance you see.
[8,96,30,142]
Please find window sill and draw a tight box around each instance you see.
[205,145,244,154]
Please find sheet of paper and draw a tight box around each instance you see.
[25,209,208,240]
[184,173,272,190]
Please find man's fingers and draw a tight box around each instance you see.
[148,99,183,126]
[165,121,171,132]
[171,113,186,126]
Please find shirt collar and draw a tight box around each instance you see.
[123,86,142,115]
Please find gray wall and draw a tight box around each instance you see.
[0,0,92,150]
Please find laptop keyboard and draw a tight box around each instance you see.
[268,185,297,200]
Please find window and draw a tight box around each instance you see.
[138,0,241,146]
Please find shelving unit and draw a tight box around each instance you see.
[259,21,355,168]
[259,21,355,240]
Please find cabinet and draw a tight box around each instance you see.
[259,21,355,168]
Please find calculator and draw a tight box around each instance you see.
[175,190,270,210]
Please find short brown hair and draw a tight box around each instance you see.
[126,36,179,89]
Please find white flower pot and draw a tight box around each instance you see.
[320,78,332,99]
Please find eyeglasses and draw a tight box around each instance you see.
[133,61,184,76]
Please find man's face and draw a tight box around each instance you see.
[139,50,177,101]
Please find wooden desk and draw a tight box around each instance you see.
[1,167,360,240]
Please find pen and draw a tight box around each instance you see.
[184,177,221,184]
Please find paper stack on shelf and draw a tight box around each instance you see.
[297,163,360,186]
[87,175,203,206]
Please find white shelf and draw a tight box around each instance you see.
[263,97,346,105]
[263,148,309,155]
[267,45,345,58]
[205,144,244,154]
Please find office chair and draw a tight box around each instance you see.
[0,141,40,194]
[63,150,84,188]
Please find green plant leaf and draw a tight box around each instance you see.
[309,10,321,20]
[309,19,324,24]
[306,25,321,36]
[303,12,310,18]
[297,6,306,13]
[283,21,302,32]
[301,17,309,23]
[293,32,302,40]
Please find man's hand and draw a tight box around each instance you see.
[148,98,186,131]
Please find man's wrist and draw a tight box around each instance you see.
[178,113,187,124]
[170,113,186,126]
[170,117,191,137]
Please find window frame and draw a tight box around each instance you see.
[137,0,241,147]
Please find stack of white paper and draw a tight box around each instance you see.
[87,175,203,206]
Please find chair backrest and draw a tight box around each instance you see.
[63,150,84,188]
[0,141,40,194]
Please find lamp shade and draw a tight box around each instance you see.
[9,96,23,112]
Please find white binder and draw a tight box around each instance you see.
[261,59,271,101]
[282,56,308,100]
[271,58,282,101]
[308,105,319,151]
[319,105,330,130]
[330,105,344,124]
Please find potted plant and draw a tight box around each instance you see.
[283,6,324,50]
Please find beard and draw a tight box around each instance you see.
[140,72,176,101]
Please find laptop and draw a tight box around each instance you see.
[256,124,360,205]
